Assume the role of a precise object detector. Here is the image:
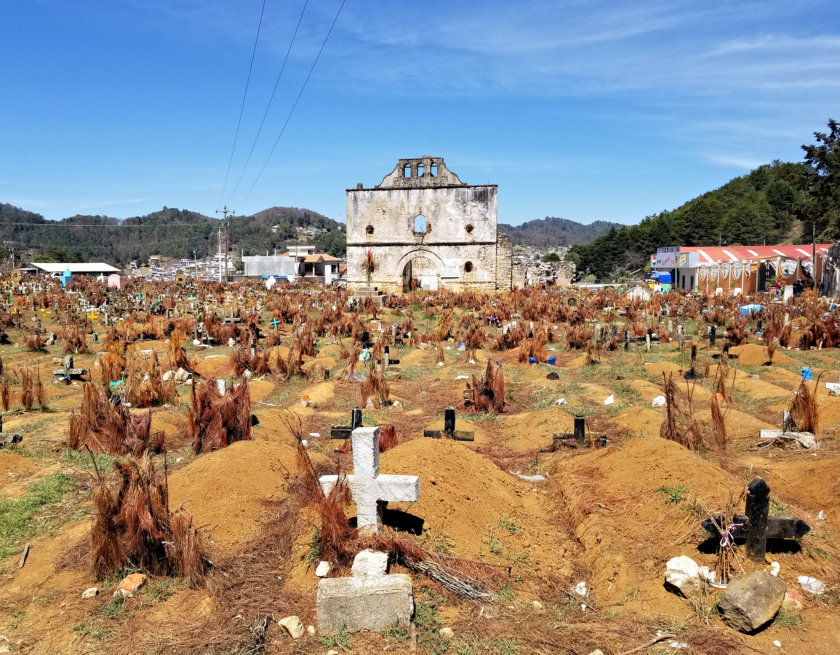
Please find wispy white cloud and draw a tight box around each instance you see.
[705,154,769,170]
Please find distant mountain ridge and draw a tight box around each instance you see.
[0,203,346,267]
[499,216,621,247]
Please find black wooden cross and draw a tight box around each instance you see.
[702,477,810,562]
[330,407,363,440]
[423,407,474,441]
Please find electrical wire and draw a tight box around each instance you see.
[216,0,268,212]
[227,0,309,203]
[237,0,346,209]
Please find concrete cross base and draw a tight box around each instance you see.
[317,574,414,634]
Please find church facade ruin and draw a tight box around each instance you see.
[345,156,513,292]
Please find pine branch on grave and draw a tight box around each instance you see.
[90,452,207,582]
[188,378,252,454]
[788,378,820,435]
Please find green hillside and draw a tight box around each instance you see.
[568,161,819,280]
[499,216,620,246]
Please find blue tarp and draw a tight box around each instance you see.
[739,304,764,316]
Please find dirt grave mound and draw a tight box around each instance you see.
[552,436,741,610]
[498,408,575,449]
[247,378,275,403]
[168,437,326,551]
[193,355,234,379]
[0,450,35,484]
[611,407,663,437]
[644,360,685,376]
[380,438,568,571]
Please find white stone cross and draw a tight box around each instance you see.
[319,426,420,533]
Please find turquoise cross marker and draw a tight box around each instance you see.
[271,317,280,330]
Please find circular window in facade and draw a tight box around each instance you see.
[464,261,474,273]
[366,225,374,235]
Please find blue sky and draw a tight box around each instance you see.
[2,0,839,226]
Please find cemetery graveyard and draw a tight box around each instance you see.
[1,277,840,654]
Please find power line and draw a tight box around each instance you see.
[216,0,268,211]
[237,0,346,208]
[0,221,224,228]
[227,0,310,202]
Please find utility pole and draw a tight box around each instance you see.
[215,207,234,284]
[813,220,817,289]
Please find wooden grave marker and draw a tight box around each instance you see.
[702,477,810,562]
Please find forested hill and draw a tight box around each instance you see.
[0,204,346,266]
[499,216,620,246]
[567,160,824,280]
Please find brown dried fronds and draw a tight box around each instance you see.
[61,325,89,354]
[319,480,357,566]
[378,423,398,452]
[708,391,728,449]
[188,378,252,454]
[124,348,178,408]
[360,360,390,409]
[468,360,506,413]
[90,452,207,582]
[15,366,34,411]
[788,378,819,435]
[69,383,154,456]
[0,377,10,412]
[24,333,46,352]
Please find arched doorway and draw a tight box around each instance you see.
[402,256,439,292]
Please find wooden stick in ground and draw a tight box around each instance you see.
[615,633,676,655]
[18,543,30,568]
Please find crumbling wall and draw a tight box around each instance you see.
[346,157,501,291]
[495,233,512,290]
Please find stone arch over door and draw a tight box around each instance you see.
[395,248,446,292]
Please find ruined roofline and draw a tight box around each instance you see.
[346,183,498,192]
[346,156,497,191]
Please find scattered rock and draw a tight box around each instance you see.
[306,625,315,636]
[664,556,713,598]
[546,372,560,380]
[718,571,785,633]
[532,600,544,610]
[350,549,388,577]
[315,561,331,578]
[81,587,98,599]
[439,627,454,640]
[162,369,173,382]
[782,588,803,610]
[278,615,305,639]
[587,650,604,655]
[174,367,191,384]
[115,573,146,598]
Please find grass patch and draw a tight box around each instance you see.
[0,473,73,559]
[658,484,688,504]
[59,448,116,472]
[305,527,322,564]
[775,607,804,630]
[73,621,112,641]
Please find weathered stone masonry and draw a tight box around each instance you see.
[346,156,512,292]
